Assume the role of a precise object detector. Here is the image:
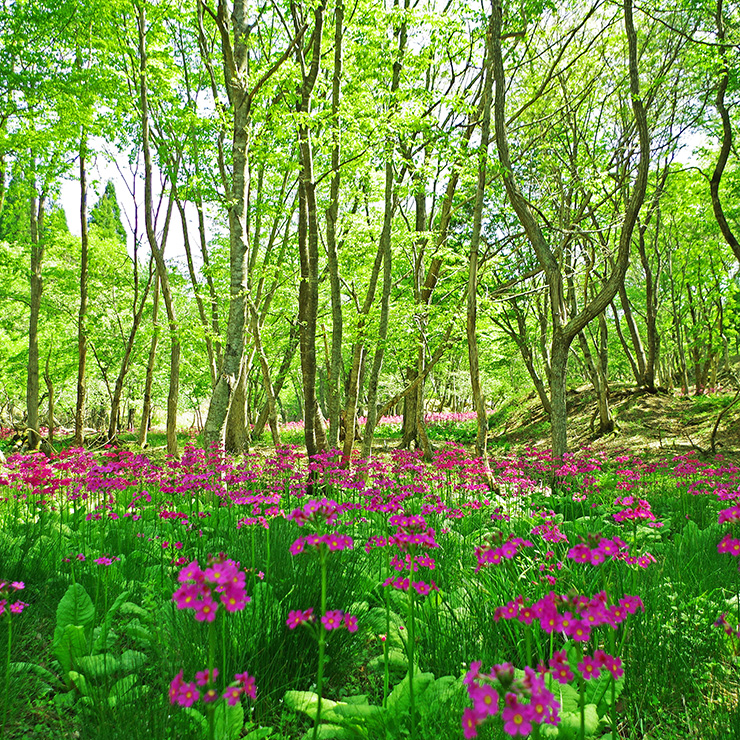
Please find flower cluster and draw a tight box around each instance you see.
[172,555,250,621]
[530,511,569,544]
[474,533,533,571]
[462,662,560,738]
[613,496,661,526]
[380,514,439,596]
[286,607,358,633]
[719,505,740,525]
[494,591,643,640]
[567,534,655,568]
[287,498,343,527]
[289,532,353,555]
[548,649,622,683]
[169,669,256,707]
[0,580,27,616]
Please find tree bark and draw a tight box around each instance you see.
[27,174,45,451]
[74,133,89,446]
[137,3,180,457]
[491,0,649,459]
[138,272,160,447]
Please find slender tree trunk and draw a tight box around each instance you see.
[294,0,326,461]
[491,0,649,459]
[249,300,280,448]
[360,0,408,458]
[138,3,180,456]
[108,265,155,441]
[44,350,54,446]
[618,284,647,386]
[175,193,218,386]
[710,0,740,263]
[467,11,494,458]
[138,273,160,447]
[253,319,299,438]
[325,0,344,449]
[74,133,89,445]
[27,178,45,451]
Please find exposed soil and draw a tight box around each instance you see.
[490,383,740,463]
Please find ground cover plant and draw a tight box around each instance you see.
[1,439,740,740]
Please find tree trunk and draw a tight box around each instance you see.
[294,0,326,461]
[138,273,160,447]
[108,264,154,441]
[466,11,494,458]
[74,133,89,446]
[325,0,344,449]
[137,3,180,456]
[27,180,45,451]
[44,350,54,446]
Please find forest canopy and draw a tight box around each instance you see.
[0,0,738,461]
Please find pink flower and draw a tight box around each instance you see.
[235,672,257,700]
[462,706,482,738]
[176,682,200,707]
[469,683,499,716]
[344,613,358,633]
[321,610,344,630]
[223,686,243,706]
[195,668,218,686]
[577,655,601,680]
[502,693,532,736]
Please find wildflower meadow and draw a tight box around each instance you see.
[1,437,739,739]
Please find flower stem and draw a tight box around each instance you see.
[2,612,11,735]
[313,548,328,740]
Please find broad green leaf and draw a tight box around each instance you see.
[299,725,354,740]
[214,698,244,740]
[76,653,121,679]
[386,671,435,715]
[283,690,341,720]
[9,662,63,689]
[55,583,94,633]
[53,624,88,676]
[555,706,600,739]
[367,648,408,675]
[120,649,147,672]
[108,675,139,707]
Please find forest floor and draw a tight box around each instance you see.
[489,383,740,462]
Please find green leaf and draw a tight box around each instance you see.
[53,624,88,677]
[556,705,600,738]
[68,670,90,697]
[386,671,435,715]
[283,690,341,721]
[214,698,244,740]
[299,725,354,740]
[76,653,121,679]
[120,649,147,672]
[9,662,63,689]
[108,675,139,707]
[367,648,408,675]
[93,590,130,653]
[55,583,95,633]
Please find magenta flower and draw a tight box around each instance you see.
[321,610,344,630]
[235,672,257,699]
[286,608,314,629]
[195,668,218,686]
[577,655,601,680]
[343,613,358,633]
[223,686,243,706]
[462,706,483,738]
[502,693,533,736]
[469,683,499,716]
[176,682,200,707]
